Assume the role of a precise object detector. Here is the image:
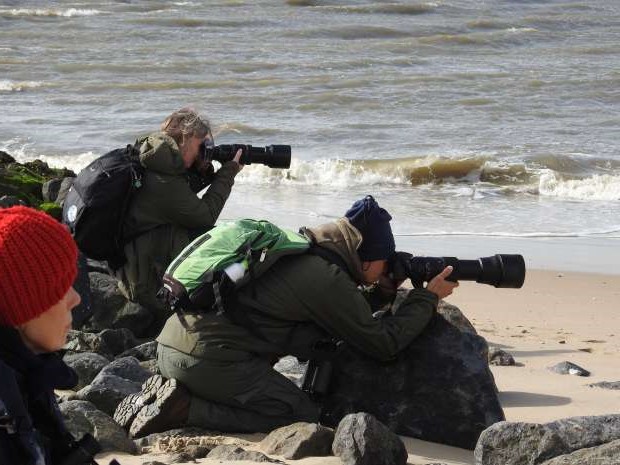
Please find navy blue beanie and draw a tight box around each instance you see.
[345,195,395,261]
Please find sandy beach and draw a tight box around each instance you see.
[97,269,620,465]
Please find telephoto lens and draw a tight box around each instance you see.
[200,143,291,168]
[391,252,526,289]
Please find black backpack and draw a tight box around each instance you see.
[62,144,143,269]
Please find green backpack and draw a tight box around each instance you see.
[159,219,310,321]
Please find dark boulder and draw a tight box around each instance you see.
[63,352,110,390]
[41,176,74,205]
[60,400,136,454]
[321,305,504,450]
[84,272,154,338]
[475,415,620,465]
[332,412,408,465]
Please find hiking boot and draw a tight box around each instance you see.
[113,374,166,430]
[129,377,191,438]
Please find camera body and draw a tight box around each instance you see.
[199,143,291,168]
[390,252,526,289]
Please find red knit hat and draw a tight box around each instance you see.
[0,206,78,326]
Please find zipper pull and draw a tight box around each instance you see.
[260,248,267,263]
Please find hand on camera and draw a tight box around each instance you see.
[425,266,459,299]
[193,157,215,179]
[233,148,245,172]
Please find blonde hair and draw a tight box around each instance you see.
[160,107,211,147]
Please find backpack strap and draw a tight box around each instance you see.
[306,244,354,281]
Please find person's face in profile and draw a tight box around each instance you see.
[18,286,81,353]
[361,259,388,285]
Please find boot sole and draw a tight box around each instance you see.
[129,378,189,438]
[113,374,165,430]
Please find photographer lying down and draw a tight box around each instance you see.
[116,107,244,336]
[114,195,458,437]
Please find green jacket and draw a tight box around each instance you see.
[116,132,238,311]
[157,218,438,363]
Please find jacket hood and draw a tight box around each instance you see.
[136,132,186,175]
[300,218,365,284]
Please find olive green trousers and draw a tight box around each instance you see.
[157,344,319,433]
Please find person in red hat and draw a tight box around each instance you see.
[0,206,94,464]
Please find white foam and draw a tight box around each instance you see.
[0,80,43,92]
[5,8,100,17]
[538,170,620,201]
[233,158,409,187]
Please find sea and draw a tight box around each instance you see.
[1,0,619,275]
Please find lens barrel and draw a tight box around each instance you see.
[201,143,291,168]
[408,254,526,288]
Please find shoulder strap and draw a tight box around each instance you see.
[306,244,354,280]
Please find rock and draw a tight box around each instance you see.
[74,356,150,415]
[587,381,620,390]
[1,156,74,207]
[273,355,307,386]
[98,356,151,384]
[321,310,504,450]
[0,151,16,163]
[63,352,110,389]
[55,176,75,206]
[65,330,113,358]
[260,422,334,459]
[85,272,155,337]
[0,195,26,208]
[539,438,620,465]
[392,292,478,334]
[168,445,210,462]
[475,421,564,465]
[42,177,63,203]
[72,252,93,329]
[60,400,136,454]
[546,415,620,451]
[118,341,158,361]
[548,361,590,377]
[489,348,516,366]
[97,331,140,358]
[332,413,407,465]
[206,445,283,463]
[437,300,478,335]
[474,415,620,465]
[65,328,140,358]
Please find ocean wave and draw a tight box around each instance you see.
[286,25,411,40]
[235,158,408,187]
[5,139,619,203]
[0,80,43,92]
[316,3,438,15]
[538,171,620,201]
[1,8,100,18]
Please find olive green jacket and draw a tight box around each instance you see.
[116,132,238,310]
[157,218,438,362]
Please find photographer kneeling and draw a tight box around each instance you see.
[118,196,458,437]
[116,107,243,336]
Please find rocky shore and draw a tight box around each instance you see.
[2,153,619,465]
